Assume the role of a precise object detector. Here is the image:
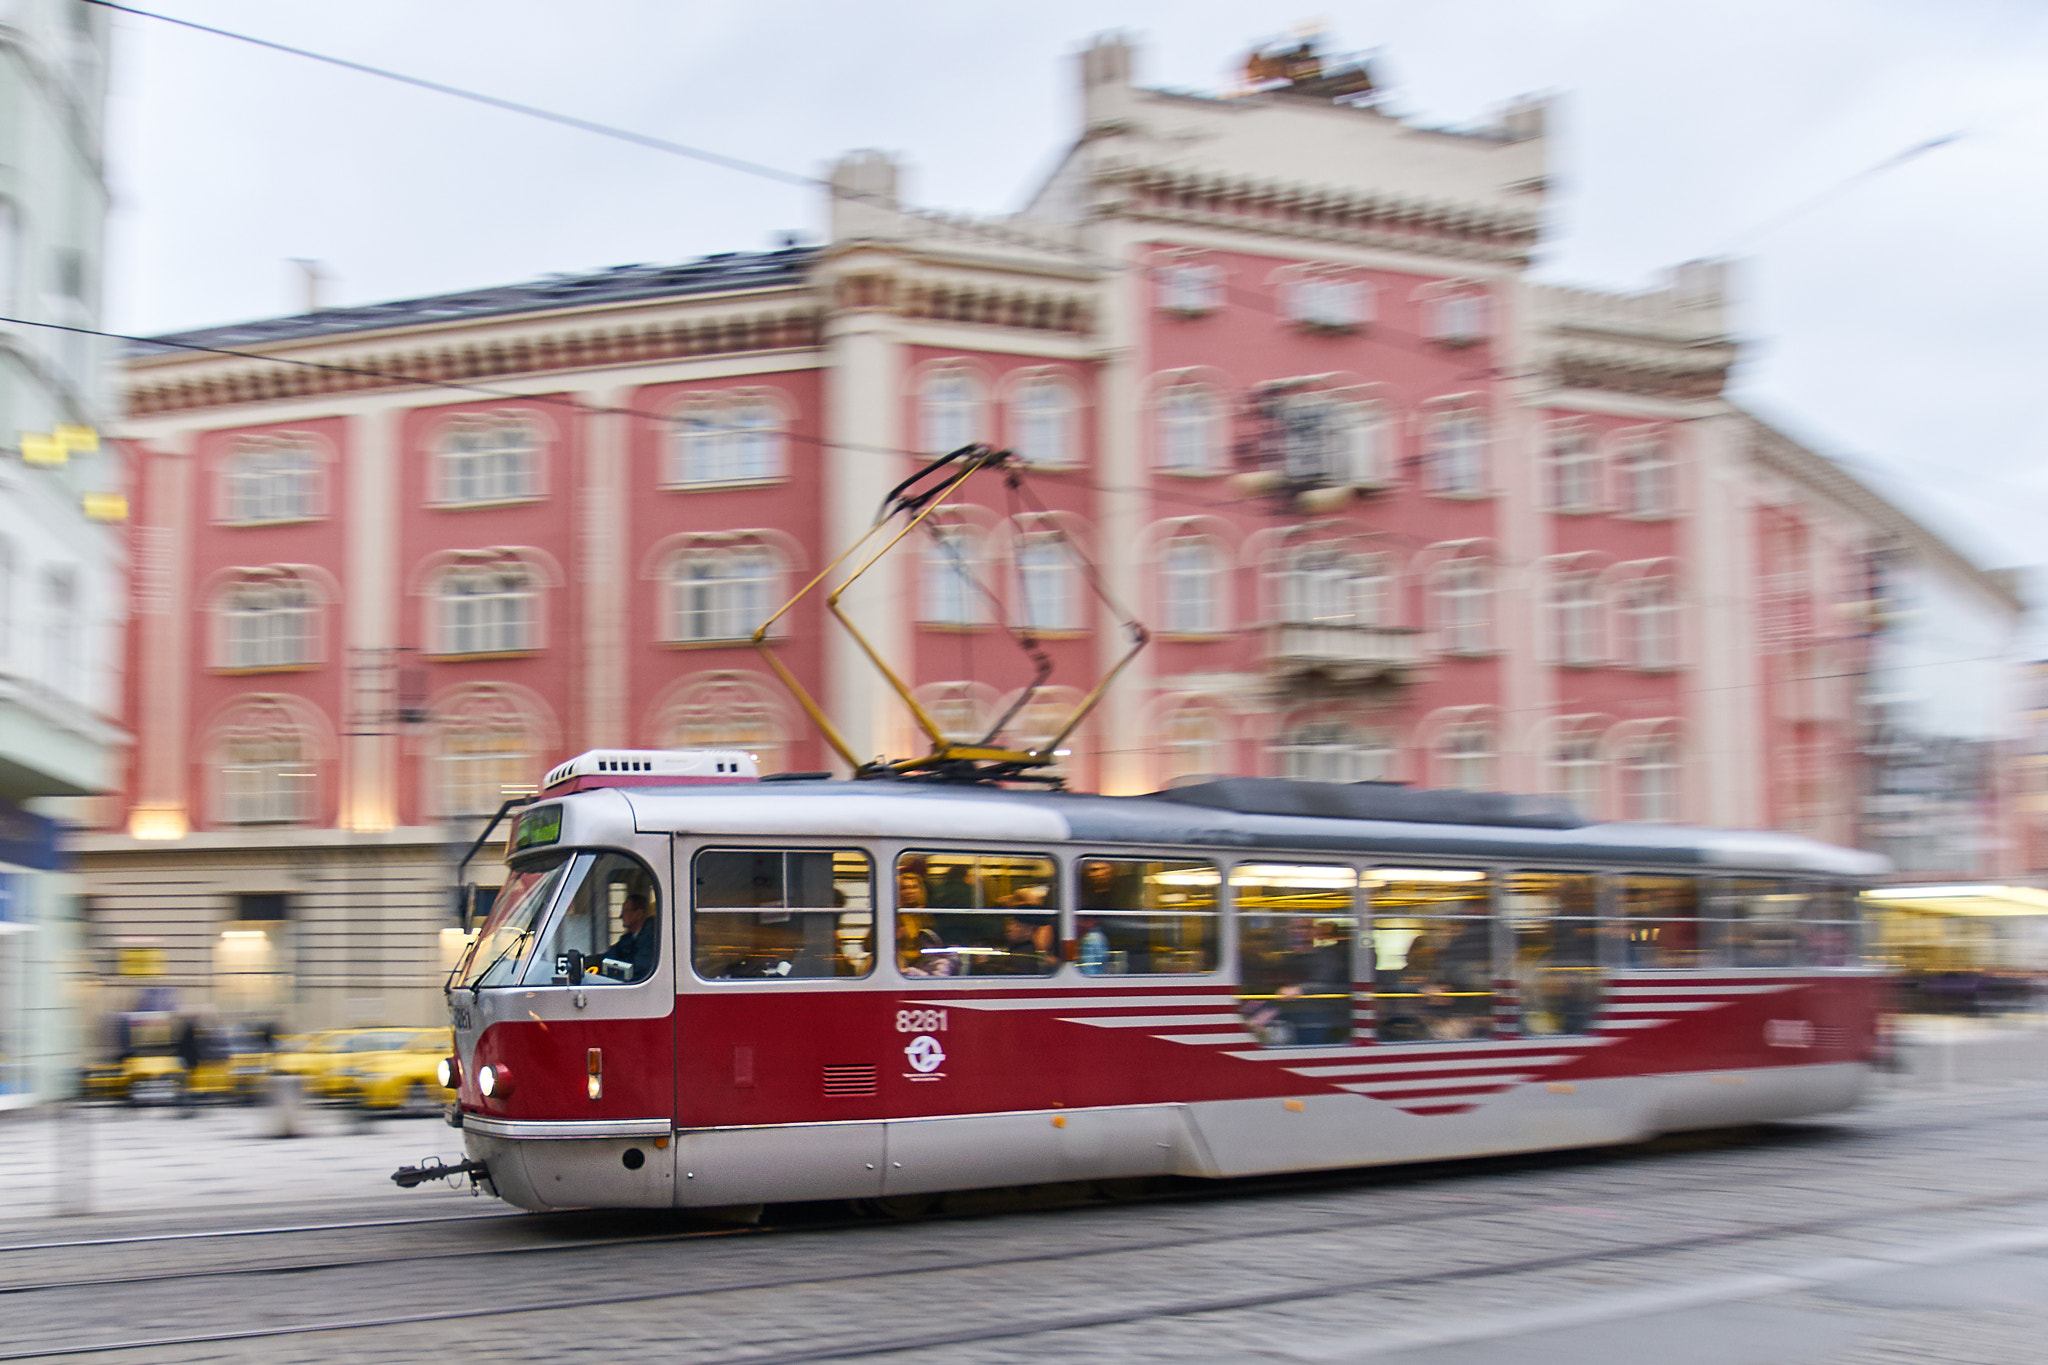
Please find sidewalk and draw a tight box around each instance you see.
[1887,1011,2048,1088]
[0,1101,484,1226]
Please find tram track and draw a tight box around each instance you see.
[7,1094,2040,1299]
[7,1093,2047,1363]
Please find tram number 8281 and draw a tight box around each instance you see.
[896,1009,948,1034]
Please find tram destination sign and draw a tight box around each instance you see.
[513,804,563,851]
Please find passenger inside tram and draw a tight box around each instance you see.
[895,852,1058,976]
[692,848,875,979]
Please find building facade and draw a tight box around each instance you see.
[0,0,124,1105]
[75,35,2021,1028]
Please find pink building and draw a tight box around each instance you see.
[75,37,2020,1026]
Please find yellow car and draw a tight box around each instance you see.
[326,1029,455,1114]
[274,1028,407,1091]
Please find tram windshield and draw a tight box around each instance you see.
[455,853,574,989]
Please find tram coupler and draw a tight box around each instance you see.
[392,1156,490,1189]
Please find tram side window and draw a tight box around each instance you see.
[1725,879,1809,968]
[1505,872,1602,1036]
[897,851,1058,977]
[1370,868,1492,1043]
[1804,883,1860,967]
[1235,864,1357,1046]
[1620,875,1709,969]
[528,853,660,985]
[693,849,875,980]
[1076,858,1220,976]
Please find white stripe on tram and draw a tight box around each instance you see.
[1344,1075,1534,1096]
[1287,1054,1577,1078]
[1061,1013,1246,1029]
[904,994,1233,1012]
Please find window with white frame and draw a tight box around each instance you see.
[920,370,981,454]
[438,417,537,505]
[225,441,319,524]
[436,707,531,817]
[1432,556,1492,654]
[1618,437,1674,517]
[1158,383,1222,473]
[1428,292,1487,345]
[1015,534,1079,631]
[1426,408,1486,495]
[1549,570,1603,665]
[1621,732,1680,822]
[1160,538,1224,634]
[1011,376,1074,467]
[220,577,315,669]
[919,683,987,745]
[667,696,784,776]
[666,546,780,643]
[436,565,535,656]
[1550,726,1604,816]
[217,719,314,826]
[1158,262,1223,314]
[42,568,74,694]
[669,396,783,486]
[1287,274,1370,330]
[1275,720,1393,784]
[1439,722,1495,792]
[1337,403,1390,487]
[1619,575,1679,669]
[1275,545,1391,628]
[1163,706,1225,783]
[1547,427,1599,512]
[921,526,982,626]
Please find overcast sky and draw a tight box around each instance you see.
[102,0,2048,586]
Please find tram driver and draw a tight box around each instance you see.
[598,890,659,982]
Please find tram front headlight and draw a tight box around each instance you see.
[478,1063,511,1099]
[437,1056,458,1089]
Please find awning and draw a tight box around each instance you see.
[1862,884,2048,917]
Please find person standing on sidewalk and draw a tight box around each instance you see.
[174,1016,202,1116]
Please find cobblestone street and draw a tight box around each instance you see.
[3,1033,2046,1364]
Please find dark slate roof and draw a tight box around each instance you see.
[130,246,817,359]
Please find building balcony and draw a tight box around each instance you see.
[1266,622,1424,685]
[0,672,123,800]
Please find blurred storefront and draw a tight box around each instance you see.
[1864,883,2048,1013]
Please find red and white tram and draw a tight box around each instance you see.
[433,748,1886,1213]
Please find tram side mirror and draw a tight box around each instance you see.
[455,884,474,930]
[555,950,586,986]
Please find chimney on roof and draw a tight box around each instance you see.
[289,258,326,314]
[828,150,904,244]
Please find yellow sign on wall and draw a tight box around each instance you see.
[117,946,166,978]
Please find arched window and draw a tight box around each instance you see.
[916,682,989,745]
[1275,720,1394,784]
[1621,731,1680,822]
[220,576,315,670]
[1336,403,1390,487]
[920,370,981,454]
[921,526,983,626]
[1431,556,1492,654]
[1015,533,1078,631]
[224,441,319,524]
[1157,262,1222,315]
[1618,437,1674,516]
[1439,722,1495,792]
[1287,274,1372,330]
[1549,569,1602,665]
[1619,575,1679,668]
[1549,724,1604,816]
[669,395,784,486]
[434,692,533,818]
[438,417,537,505]
[1163,705,1226,783]
[1160,538,1224,634]
[1546,427,1598,512]
[1158,383,1222,474]
[214,706,314,826]
[1425,409,1486,495]
[665,546,780,643]
[436,564,535,656]
[1011,377,1075,468]
[1427,292,1488,345]
[662,682,785,776]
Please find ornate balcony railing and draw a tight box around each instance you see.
[1267,621,1423,684]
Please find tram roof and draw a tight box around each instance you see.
[609,778,1888,879]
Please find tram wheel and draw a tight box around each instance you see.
[856,1192,940,1220]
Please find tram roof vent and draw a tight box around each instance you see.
[1146,777,1587,830]
[540,748,759,794]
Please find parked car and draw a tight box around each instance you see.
[329,1029,457,1115]
[309,1028,449,1104]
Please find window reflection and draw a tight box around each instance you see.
[1620,875,1707,968]
[1235,863,1356,1046]
[1503,872,1602,1036]
[1369,867,1492,1042]
[1076,858,1219,975]
[692,849,874,979]
[896,852,1058,977]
